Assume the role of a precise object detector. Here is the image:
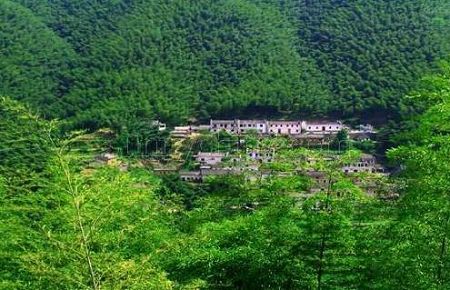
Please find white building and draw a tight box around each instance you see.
[267,121,302,135]
[210,120,238,133]
[195,152,226,166]
[247,149,274,162]
[171,126,194,138]
[342,154,382,174]
[238,120,267,134]
[303,121,345,134]
[151,120,167,131]
[197,119,359,137]
[180,171,202,182]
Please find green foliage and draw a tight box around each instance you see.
[0,1,75,117]
[0,97,54,193]
[1,148,178,289]
[2,0,450,128]
[2,1,450,288]
[291,0,450,120]
[330,129,349,151]
[113,118,170,157]
[383,60,450,288]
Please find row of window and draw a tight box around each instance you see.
[269,129,300,133]
[308,126,340,130]
[270,124,300,127]
[344,168,377,173]
[212,124,341,130]
[343,162,375,167]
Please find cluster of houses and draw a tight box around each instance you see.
[168,119,375,139]
[175,149,386,196]
[150,118,386,196]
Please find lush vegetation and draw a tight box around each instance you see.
[2,59,450,288]
[1,0,449,129]
[2,1,450,289]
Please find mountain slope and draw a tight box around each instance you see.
[0,0,75,117]
[3,0,450,128]
[290,0,450,120]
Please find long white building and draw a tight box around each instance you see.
[209,119,346,135]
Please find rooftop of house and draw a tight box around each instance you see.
[268,120,302,124]
[196,152,226,158]
[240,120,267,124]
[211,120,236,123]
[173,126,192,131]
[305,120,343,126]
[360,153,376,161]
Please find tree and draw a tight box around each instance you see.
[381,60,450,289]
[331,129,349,152]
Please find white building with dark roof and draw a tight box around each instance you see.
[210,120,238,133]
[267,121,302,135]
[195,152,226,166]
[238,120,267,134]
[303,121,345,134]
[342,154,384,174]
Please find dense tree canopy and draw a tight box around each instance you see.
[1,0,449,128]
[2,1,450,289]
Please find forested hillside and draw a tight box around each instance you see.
[291,0,450,118]
[2,1,450,288]
[1,0,449,128]
[1,59,450,288]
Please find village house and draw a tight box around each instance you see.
[210,120,238,133]
[349,124,376,140]
[195,152,226,166]
[303,121,345,134]
[151,120,167,131]
[247,149,274,163]
[171,126,194,138]
[267,120,302,135]
[180,167,240,182]
[342,154,384,174]
[204,119,356,138]
[179,171,203,182]
[305,170,331,193]
[238,120,267,134]
[95,152,118,166]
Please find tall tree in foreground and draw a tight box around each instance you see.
[0,99,180,289]
[384,61,450,289]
